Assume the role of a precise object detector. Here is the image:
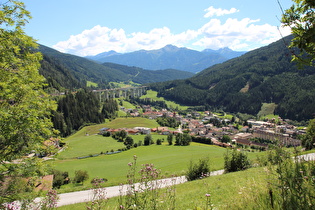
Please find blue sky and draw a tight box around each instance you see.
[23,0,293,56]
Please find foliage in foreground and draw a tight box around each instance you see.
[281,0,315,67]
[236,148,315,210]
[119,156,175,209]
[224,149,251,173]
[0,0,57,162]
[186,158,210,181]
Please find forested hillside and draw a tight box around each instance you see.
[102,63,194,84]
[150,35,315,121]
[52,89,118,137]
[37,45,194,90]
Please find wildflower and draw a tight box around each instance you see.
[205,193,211,197]
[128,162,133,166]
[133,155,137,160]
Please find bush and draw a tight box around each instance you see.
[51,169,69,189]
[167,133,173,145]
[186,158,210,181]
[224,149,251,173]
[267,147,315,209]
[144,134,152,146]
[102,131,110,137]
[73,170,89,184]
[156,139,162,145]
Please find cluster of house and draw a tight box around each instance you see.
[118,104,305,148]
[99,126,183,136]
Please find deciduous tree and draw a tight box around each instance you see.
[0,0,56,204]
[0,0,56,162]
[281,0,315,67]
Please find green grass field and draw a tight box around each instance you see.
[257,103,277,119]
[58,118,160,159]
[86,81,98,88]
[54,142,231,192]
[141,90,190,110]
[53,117,265,194]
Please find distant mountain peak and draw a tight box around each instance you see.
[161,44,180,52]
[86,45,247,73]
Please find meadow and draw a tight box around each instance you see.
[57,118,159,159]
[53,118,265,193]
[140,90,190,110]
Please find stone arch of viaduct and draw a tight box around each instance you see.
[92,86,147,102]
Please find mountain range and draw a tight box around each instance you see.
[150,35,315,121]
[37,35,315,121]
[37,45,194,90]
[86,45,246,73]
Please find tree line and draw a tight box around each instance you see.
[52,89,118,137]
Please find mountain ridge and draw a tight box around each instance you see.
[86,45,247,73]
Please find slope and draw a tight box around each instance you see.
[37,45,194,90]
[150,35,315,121]
[102,63,194,84]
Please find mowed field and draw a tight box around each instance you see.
[53,117,264,192]
[57,118,160,159]
[140,90,190,110]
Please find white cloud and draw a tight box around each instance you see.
[193,18,291,51]
[53,7,292,56]
[53,25,127,56]
[204,6,239,18]
[53,26,199,56]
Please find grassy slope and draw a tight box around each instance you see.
[58,118,159,159]
[257,103,278,119]
[57,167,268,210]
[141,90,190,110]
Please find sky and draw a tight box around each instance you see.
[22,0,293,56]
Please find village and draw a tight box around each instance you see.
[105,103,305,150]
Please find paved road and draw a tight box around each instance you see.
[295,153,315,161]
[56,169,225,207]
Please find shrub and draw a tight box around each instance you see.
[102,131,110,137]
[156,139,162,145]
[51,169,69,189]
[73,170,89,184]
[186,158,210,181]
[144,134,152,146]
[124,136,134,147]
[118,156,176,209]
[267,148,315,209]
[167,133,173,145]
[224,149,251,173]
